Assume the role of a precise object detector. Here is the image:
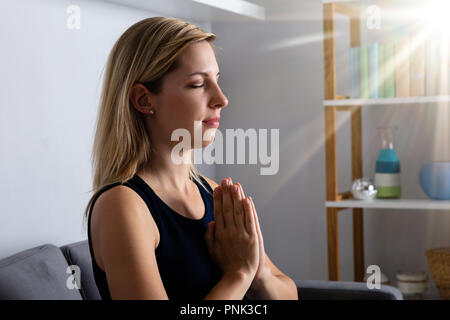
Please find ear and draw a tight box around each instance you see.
[129,83,155,115]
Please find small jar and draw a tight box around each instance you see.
[396,271,428,299]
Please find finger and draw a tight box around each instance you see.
[204,221,213,250]
[236,183,249,231]
[210,221,216,239]
[205,221,215,241]
[243,197,256,236]
[221,178,235,228]
[249,197,264,248]
[237,182,245,199]
[231,183,245,230]
[213,187,224,229]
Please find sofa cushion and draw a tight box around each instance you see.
[295,280,403,300]
[60,240,101,300]
[0,244,83,300]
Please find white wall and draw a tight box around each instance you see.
[0,0,213,259]
[212,1,328,281]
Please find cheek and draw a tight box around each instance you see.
[166,91,202,114]
[165,92,205,125]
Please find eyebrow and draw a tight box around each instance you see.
[187,71,220,77]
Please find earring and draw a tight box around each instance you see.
[149,109,155,115]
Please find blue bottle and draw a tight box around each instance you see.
[374,127,401,198]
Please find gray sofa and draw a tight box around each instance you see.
[0,240,403,300]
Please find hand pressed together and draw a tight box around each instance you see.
[204,177,266,281]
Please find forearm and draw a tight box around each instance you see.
[204,272,253,300]
[246,271,298,300]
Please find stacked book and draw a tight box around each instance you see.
[349,36,450,99]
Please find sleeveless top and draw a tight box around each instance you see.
[87,174,224,300]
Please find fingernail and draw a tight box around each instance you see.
[232,185,237,193]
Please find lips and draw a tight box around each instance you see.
[202,117,220,128]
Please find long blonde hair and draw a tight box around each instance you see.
[83,17,215,228]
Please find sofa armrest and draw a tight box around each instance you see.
[295,280,403,300]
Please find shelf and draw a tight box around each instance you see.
[102,0,266,22]
[324,96,450,107]
[326,199,450,210]
[322,0,358,3]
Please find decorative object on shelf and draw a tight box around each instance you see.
[374,126,401,198]
[419,161,450,200]
[351,178,377,200]
[426,247,450,299]
[396,271,428,299]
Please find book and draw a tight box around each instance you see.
[384,40,396,98]
[395,36,410,97]
[368,43,379,98]
[378,43,385,98]
[437,38,450,96]
[410,40,426,97]
[360,46,370,99]
[350,47,360,99]
[425,35,440,96]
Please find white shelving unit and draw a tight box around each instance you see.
[324,95,450,107]
[322,0,450,283]
[325,95,450,212]
[326,199,450,210]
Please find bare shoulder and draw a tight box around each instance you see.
[90,185,167,299]
[91,185,153,242]
[92,185,148,218]
[201,175,220,190]
[90,185,158,267]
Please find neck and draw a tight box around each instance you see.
[138,141,194,193]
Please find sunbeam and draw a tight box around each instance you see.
[260,32,341,52]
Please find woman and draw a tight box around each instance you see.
[84,16,297,300]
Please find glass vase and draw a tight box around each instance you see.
[374,126,401,198]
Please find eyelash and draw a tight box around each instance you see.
[190,84,204,88]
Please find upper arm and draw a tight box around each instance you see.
[91,185,168,300]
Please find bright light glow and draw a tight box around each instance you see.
[421,0,450,36]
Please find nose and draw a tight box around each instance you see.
[209,83,228,109]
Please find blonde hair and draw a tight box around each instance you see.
[83,17,216,228]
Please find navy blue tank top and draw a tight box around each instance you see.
[87,174,224,300]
